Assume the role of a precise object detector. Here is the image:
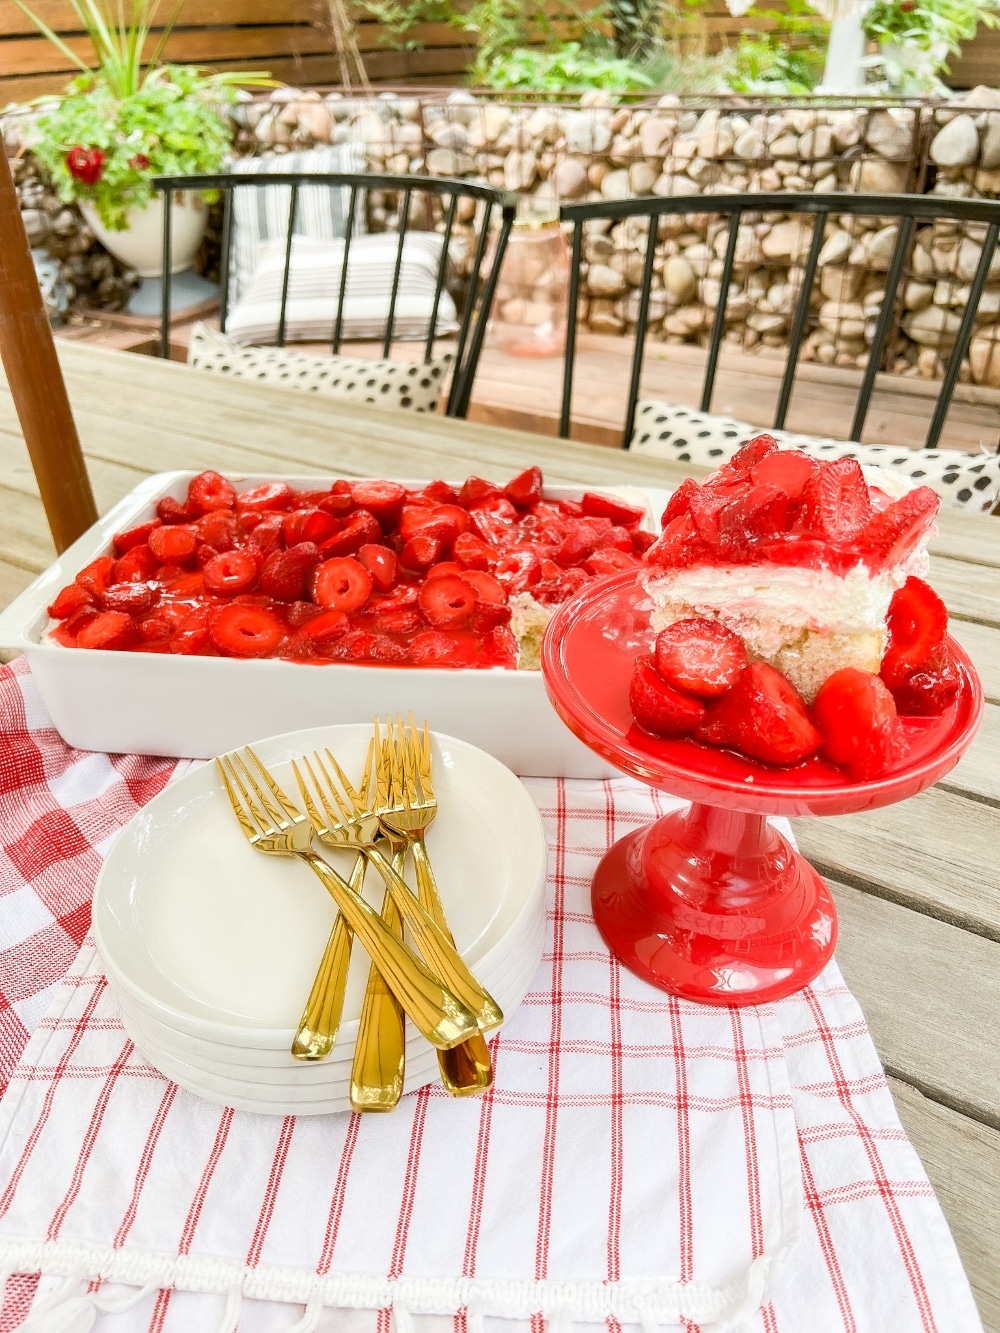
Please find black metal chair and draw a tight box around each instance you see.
[152,172,517,418]
[558,192,1000,450]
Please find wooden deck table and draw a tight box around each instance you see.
[1,342,999,1328]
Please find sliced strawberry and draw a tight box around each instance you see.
[644,514,711,570]
[350,480,407,529]
[687,481,743,548]
[534,567,589,605]
[400,534,443,572]
[504,466,543,508]
[113,518,162,554]
[312,557,374,613]
[101,584,158,617]
[629,657,706,737]
[454,531,498,570]
[858,486,940,571]
[302,609,350,646]
[112,544,159,584]
[427,561,467,581]
[891,643,961,716]
[461,569,507,604]
[698,662,820,766]
[63,604,99,638]
[555,525,598,568]
[187,470,236,515]
[169,611,211,655]
[357,543,398,592]
[470,600,512,632]
[286,600,323,628]
[149,524,198,566]
[654,620,748,698]
[156,495,194,525]
[48,584,94,619]
[880,575,948,688]
[203,550,259,596]
[660,478,700,528]
[318,481,356,518]
[136,615,175,645]
[276,630,316,662]
[76,610,137,651]
[318,510,382,558]
[399,505,466,550]
[261,543,321,602]
[469,508,515,548]
[717,484,791,557]
[282,508,339,548]
[246,514,285,560]
[485,624,519,666]
[813,668,904,780]
[730,434,778,471]
[418,574,478,626]
[584,548,639,577]
[422,480,459,505]
[750,449,818,500]
[801,458,873,544]
[495,549,542,592]
[75,556,116,598]
[631,528,658,555]
[409,630,462,666]
[369,634,410,664]
[197,511,238,552]
[581,492,646,526]
[374,607,425,635]
[372,583,419,614]
[458,477,504,509]
[209,603,285,658]
[236,481,295,513]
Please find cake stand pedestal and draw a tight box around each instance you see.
[541,569,983,1006]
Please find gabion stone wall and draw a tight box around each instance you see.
[6,85,1000,388]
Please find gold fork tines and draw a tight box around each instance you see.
[382,715,495,1097]
[296,744,503,1033]
[216,747,478,1052]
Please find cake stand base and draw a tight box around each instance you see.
[592,801,837,1005]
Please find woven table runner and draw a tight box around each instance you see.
[0,658,981,1333]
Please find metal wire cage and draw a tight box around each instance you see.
[558,191,1000,450]
[152,172,517,418]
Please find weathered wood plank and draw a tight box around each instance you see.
[928,554,1000,628]
[941,702,1000,805]
[950,619,1000,703]
[793,786,1000,939]
[932,507,1000,571]
[888,1077,1000,1333]
[832,879,1000,1127]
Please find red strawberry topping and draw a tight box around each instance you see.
[112,544,159,584]
[454,531,498,570]
[801,458,873,544]
[749,449,818,499]
[187,470,236,515]
[156,495,194,525]
[461,569,507,604]
[858,487,939,570]
[48,584,94,619]
[504,466,543,508]
[75,556,116,597]
[418,574,479,627]
[318,510,381,558]
[629,657,706,737]
[357,543,398,591]
[101,584,158,617]
[409,630,463,665]
[149,524,198,565]
[730,434,778,471]
[236,481,295,513]
[302,609,350,646]
[203,550,259,596]
[458,477,504,509]
[113,519,162,554]
[698,662,820,766]
[880,575,948,687]
[400,534,443,572]
[654,619,748,698]
[76,610,137,652]
[312,557,374,613]
[260,543,321,602]
[580,492,646,526]
[813,668,904,780]
[208,604,286,659]
[891,643,961,716]
[349,480,406,528]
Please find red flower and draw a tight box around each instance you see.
[128,153,150,171]
[66,146,106,186]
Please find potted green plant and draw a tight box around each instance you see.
[861,0,1000,93]
[17,0,271,313]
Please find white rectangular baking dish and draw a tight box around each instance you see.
[0,472,669,777]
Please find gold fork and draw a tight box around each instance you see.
[350,722,407,1112]
[294,745,503,1034]
[290,745,374,1062]
[384,715,494,1096]
[216,747,479,1051]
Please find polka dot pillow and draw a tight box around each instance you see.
[187,325,452,414]
[629,400,1000,515]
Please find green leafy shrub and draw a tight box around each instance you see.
[482,41,653,89]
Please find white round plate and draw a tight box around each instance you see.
[94,723,548,1107]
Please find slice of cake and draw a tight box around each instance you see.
[642,437,940,704]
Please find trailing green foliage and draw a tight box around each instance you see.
[482,42,653,89]
[862,0,999,56]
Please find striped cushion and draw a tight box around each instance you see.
[224,233,459,348]
[187,324,452,413]
[629,400,1000,515]
[228,144,367,302]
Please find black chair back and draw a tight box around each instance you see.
[558,192,1000,449]
[152,172,517,418]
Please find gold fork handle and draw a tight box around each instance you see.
[290,854,363,1061]
[364,844,504,1034]
[297,850,478,1050]
[411,837,493,1097]
[351,847,406,1111]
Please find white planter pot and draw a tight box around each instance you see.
[81,192,208,278]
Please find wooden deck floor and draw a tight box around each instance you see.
[2,343,1000,1326]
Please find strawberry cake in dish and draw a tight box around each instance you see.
[44,468,656,672]
[630,435,961,781]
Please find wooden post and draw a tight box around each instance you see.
[0,138,97,553]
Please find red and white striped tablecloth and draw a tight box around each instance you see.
[0,658,982,1333]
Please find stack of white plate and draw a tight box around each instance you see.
[93,723,548,1116]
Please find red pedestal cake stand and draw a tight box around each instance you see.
[541,568,983,1006]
